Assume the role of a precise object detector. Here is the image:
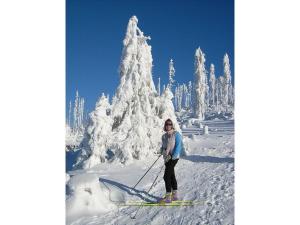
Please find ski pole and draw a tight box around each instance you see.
[131,163,165,219]
[132,154,162,189]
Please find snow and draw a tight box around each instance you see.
[66,173,117,224]
[66,119,234,225]
[66,173,70,184]
[66,16,234,225]
[204,125,209,135]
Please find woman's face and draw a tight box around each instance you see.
[165,122,173,131]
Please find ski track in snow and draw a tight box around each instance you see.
[68,120,234,225]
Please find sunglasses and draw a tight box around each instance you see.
[166,123,173,126]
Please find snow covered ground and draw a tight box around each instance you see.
[66,119,234,225]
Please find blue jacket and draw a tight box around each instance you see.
[171,131,183,159]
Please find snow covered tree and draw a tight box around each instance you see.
[183,84,189,109]
[187,81,192,110]
[159,87,180,127]
[217,76,225,111]
[193,47,207,120]
[111,16,180,163]
[73,90,79,130]
[65,123,73,147]
[174,86,178,111]
[83,94,112,168]
[223,53,232,109]
[175,85,181,112]
[78,98,82,128]
[66,90,88,151]
[157,77,161,96]
[209,64,216,108]
[204,68,210,109]
[78,98,85,130]
[168,59,175,90]
[80,16,181,167]
[229,84,234,106]
[174,83,190,111]
[72,90,86,132]
[178,85,183,111]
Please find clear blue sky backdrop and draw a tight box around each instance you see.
[66,0,234,114]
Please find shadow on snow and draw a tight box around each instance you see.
[99,178,160,203]
[182,155,234,164]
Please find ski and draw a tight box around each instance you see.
[126,200,194,204]
[118,200,204,207]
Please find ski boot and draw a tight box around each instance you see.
[172,190,179,201]
[159,193,172,204]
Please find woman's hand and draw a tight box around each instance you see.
[162,149,172,163]
[165,154,172,163]
[159,147,165,155]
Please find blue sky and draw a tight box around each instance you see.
[66,0,234,115]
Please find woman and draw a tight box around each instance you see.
[159,118,183,203]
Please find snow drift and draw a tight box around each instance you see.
[66,173,117,224]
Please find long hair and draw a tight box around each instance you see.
[163,118,174,132]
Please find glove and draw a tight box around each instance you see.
[165,154,172,163]
[159,147,165,155]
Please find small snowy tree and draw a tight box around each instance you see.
[159,87,180,130]
[66,90,87,149]
[229,84,234,106]
[178,85,183,112]
[209,64,216,108]
[157,77,161,96]
[188,81,192,110]
[204,69,209,109]
[83,94,112,168]
[71,90,86,132]
[223,53,232,109]
[193,47,207,120]
[168,59,175,90]
[218,76,225,110]
[73,90,79,130]
[78,98,82,129]
[78,98,85,130]
[183,84,189,109]
[174,86,178,111]
[174,84,184,112]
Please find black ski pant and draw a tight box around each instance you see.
[163,159,179,193]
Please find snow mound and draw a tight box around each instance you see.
[66,173,117,223]
[204,125,209,134]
